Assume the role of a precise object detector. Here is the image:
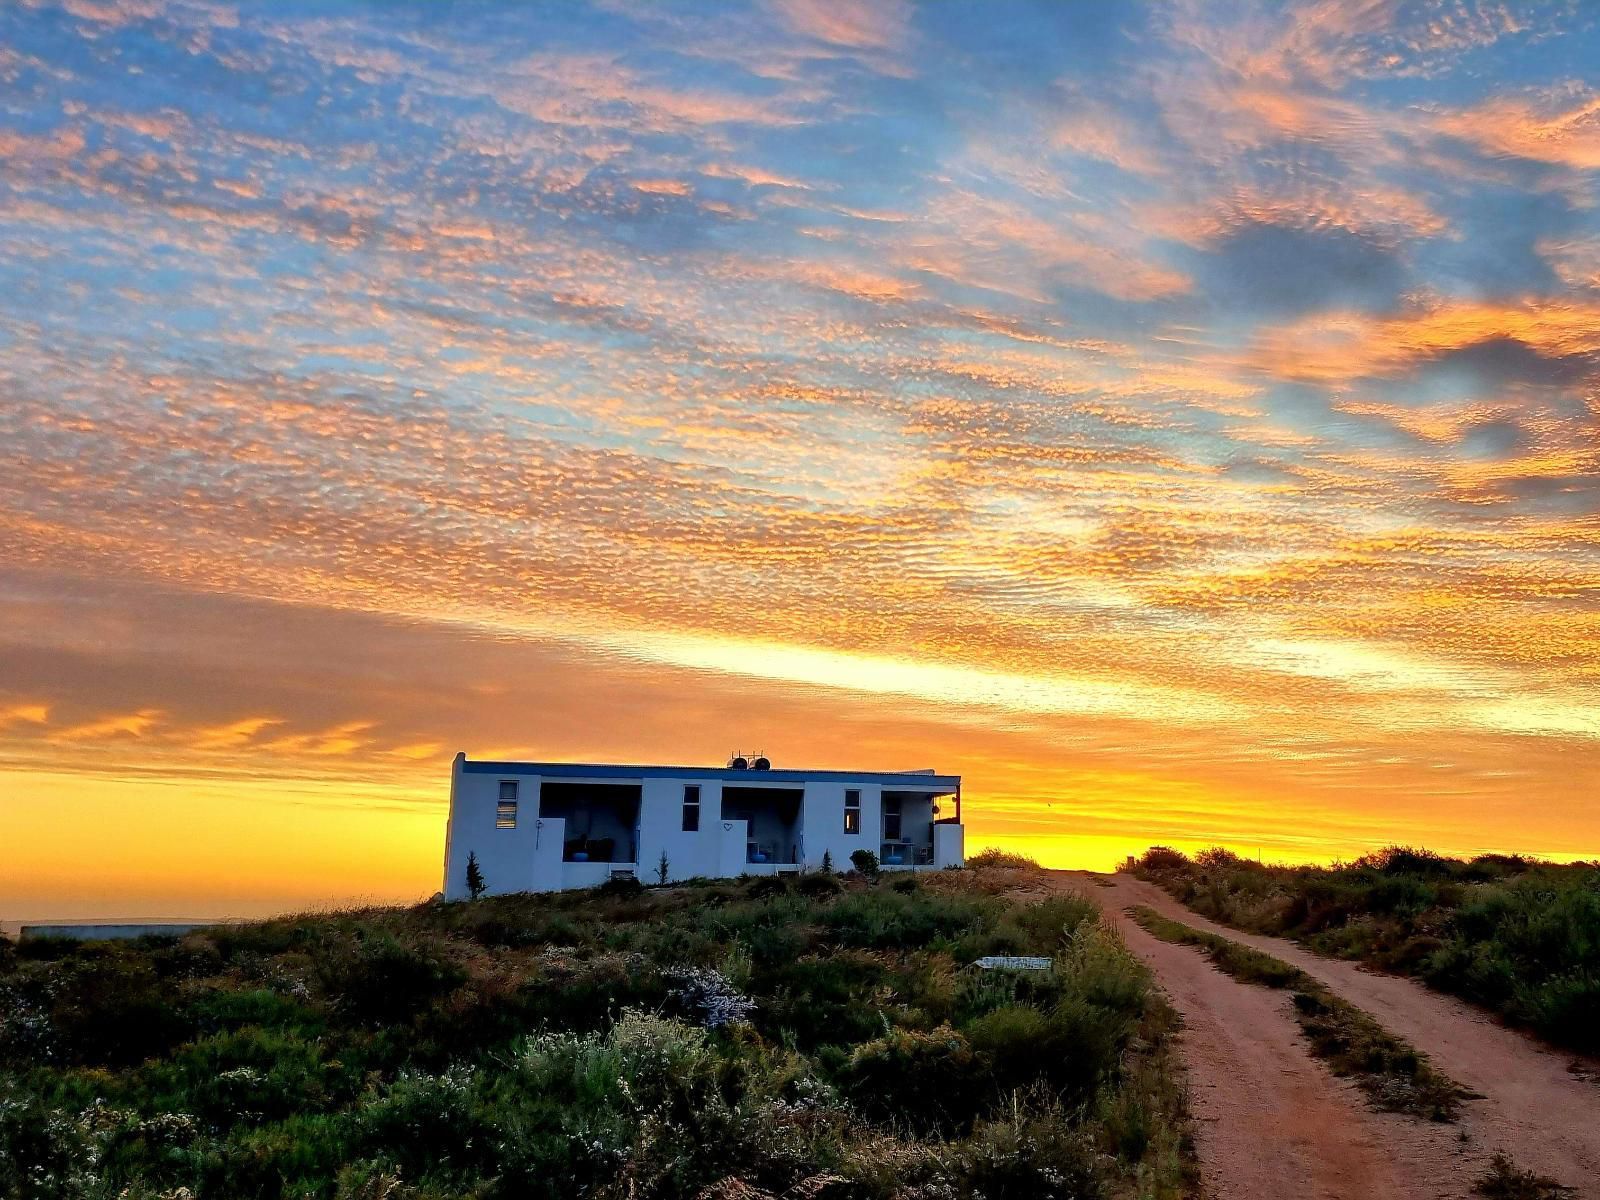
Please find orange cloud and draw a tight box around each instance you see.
[1248,298,1600,384]
[632,178,693,196]
[1438,86,1600,169]
[189,716,285,751]
[54,709,164,741]
[0,703,50,728]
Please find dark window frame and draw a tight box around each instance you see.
[682,784,701,832]
[883,794,903,841]
[496,780,519,829]
[843,788,861,835]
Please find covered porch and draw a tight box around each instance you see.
[879,789,958,868]
[539,781,640,865]
[722,785,803,865]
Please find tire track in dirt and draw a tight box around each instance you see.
[1072,871,1600,1197]
[1069,884,1479,1197]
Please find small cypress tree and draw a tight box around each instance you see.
[820,849,834,875]
[656,850,671,885]
[465,850,486,900]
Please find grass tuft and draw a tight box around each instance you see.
[1472,1153,1574,1198]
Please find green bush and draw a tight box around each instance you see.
[965,1004,1053,1091]
[355,1065,490,1182]
[964,848,1042,869]
[30,955,194,1066]
[596,874,645,900]
[795,872,844,898]
[840,1024,985,1133]
[1133,847,1191,872]
[849,849,880,879]
[957,1093,1105,1200]
[312,932,465,1025]
[822,890,993,950]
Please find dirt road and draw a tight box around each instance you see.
[1021,870,1594,1199]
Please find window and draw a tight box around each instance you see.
[682,784,701,832]
[496,780,518,829]
[843,789,861,835]
[883,795,902,841]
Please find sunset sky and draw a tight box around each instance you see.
[3,0,1598,920]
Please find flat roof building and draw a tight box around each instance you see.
[442,755,964,898]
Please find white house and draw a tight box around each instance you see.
[442,754,965,898]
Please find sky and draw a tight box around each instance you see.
[2,0,1598,920]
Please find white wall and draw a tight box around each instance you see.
[443,757,552,899]
[636,776,726,882]
[530,816,566,892]
[717,818,749,877]
[799,780,882,870]
[934,822,965,868]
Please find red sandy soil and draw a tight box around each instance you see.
[1061,871,1600,1199]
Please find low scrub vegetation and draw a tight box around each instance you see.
[1130,906,1466,1122]
[962,849,1043,870]
[1472,1153,1574,1199]
[1127,846,1600,1054]
[0,869,1192,1199]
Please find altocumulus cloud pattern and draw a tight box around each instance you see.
[0,0,1597,912]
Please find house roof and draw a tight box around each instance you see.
[459,757,960,792]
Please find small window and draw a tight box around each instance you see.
[682,784,701,832]
[883,795,902,841]
[496,780,518,829]
[844,789,861,835]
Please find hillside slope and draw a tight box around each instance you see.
[0,863,1190,1200]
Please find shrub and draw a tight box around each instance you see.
[849,850,880,880]
[666,966,758,1029]
[965,849,1041,870]
[822,890,993,951]
[840,1025,985,1133]
[957,1093,1106,1200]
[747,874,792,898]
[1006,894,1100,951]
[796,872,844,898]
[312,933,465,1025]
[1354,846,1455,878]
[965,1004,1053,1091]
[756,952,899,1049]
[596,874,645,900]
[150,1026,342,1125]
[28,954,194,1066]
[355,1065,489,1182]
[1133,847,1191,873]
[1472,1152,1569,1199]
